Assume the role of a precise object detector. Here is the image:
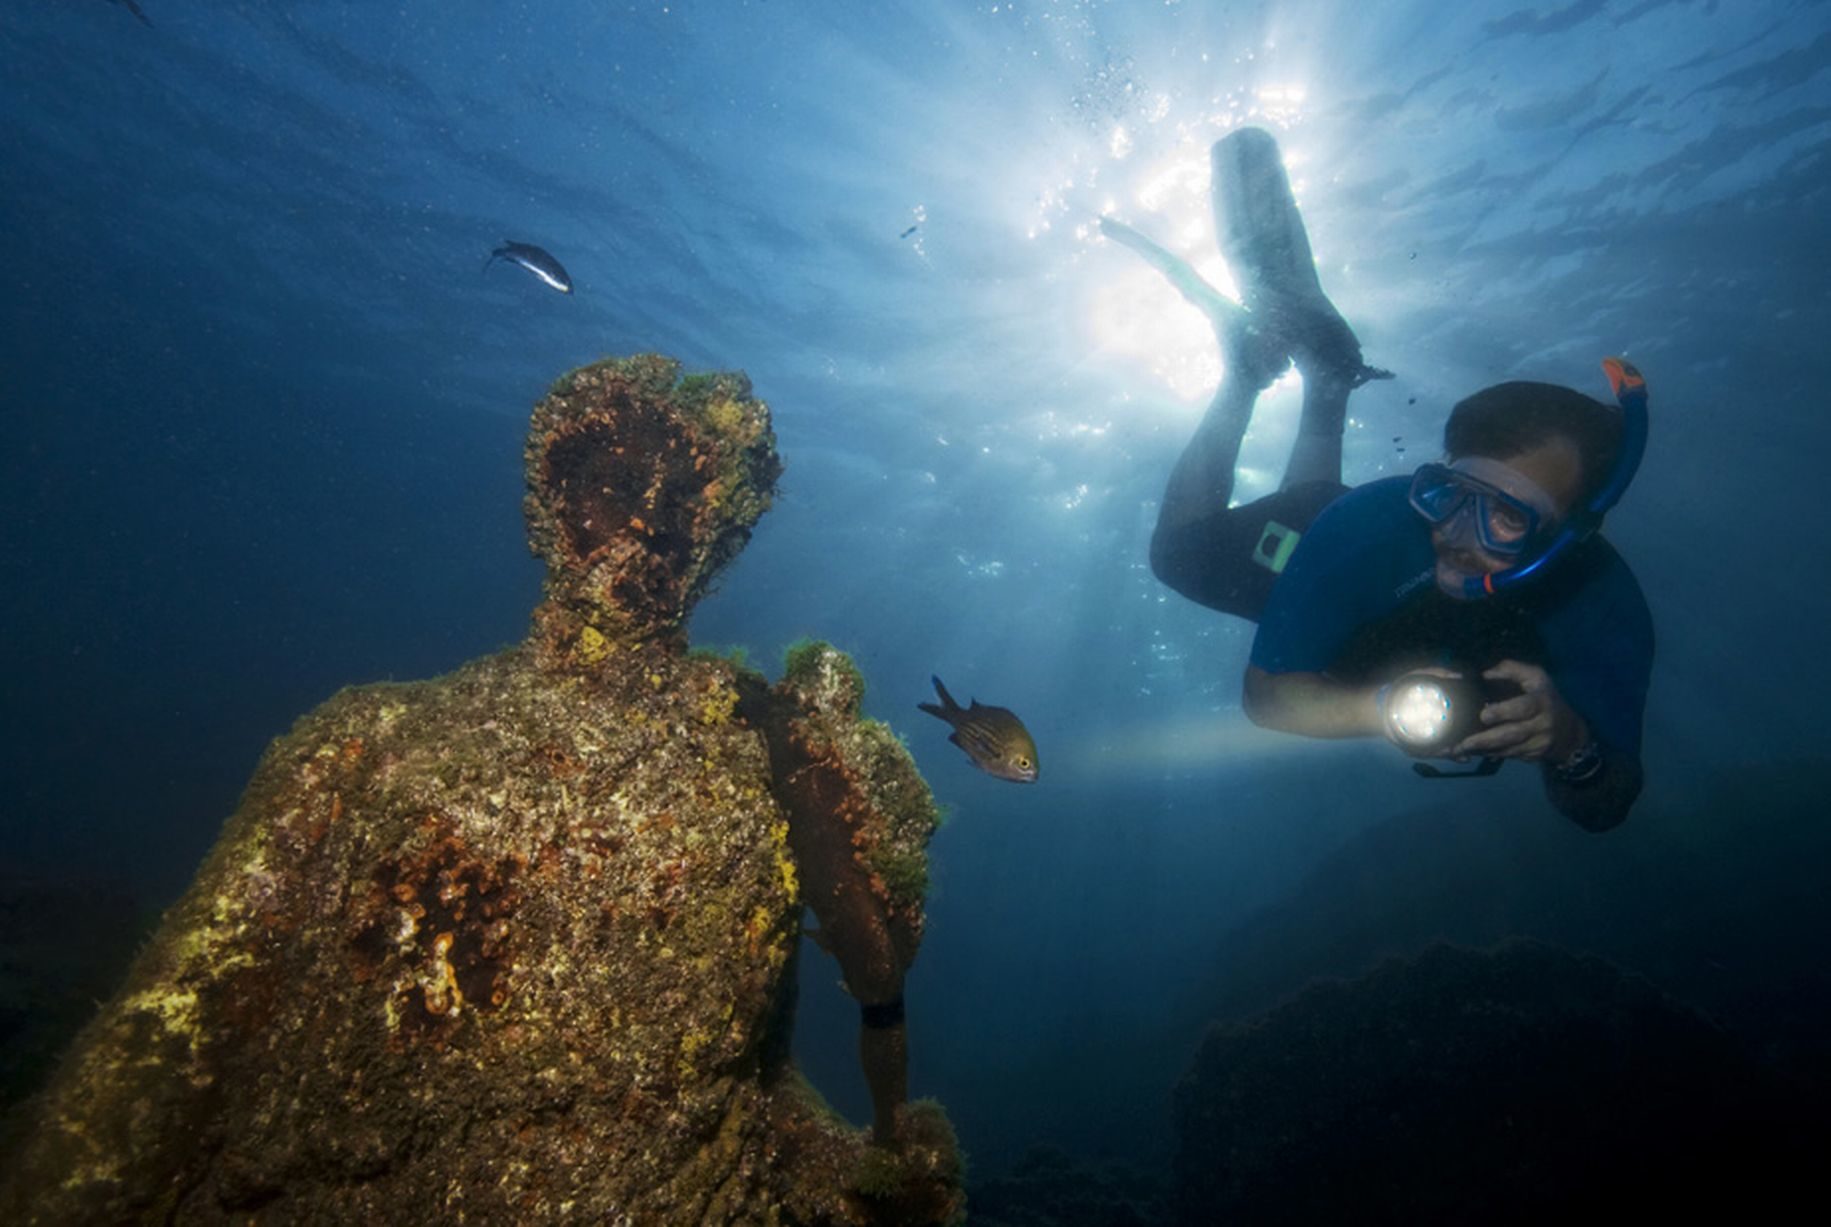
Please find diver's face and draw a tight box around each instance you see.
[1431,437,1584,597]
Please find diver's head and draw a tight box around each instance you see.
[1418,382,1620,598]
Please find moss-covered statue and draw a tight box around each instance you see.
[739,641,939,1149]
[0,354,964,1225]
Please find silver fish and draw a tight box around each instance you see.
[486,241,573,294]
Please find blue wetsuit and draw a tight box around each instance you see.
[1250,478,1654,827]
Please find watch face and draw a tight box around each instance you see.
[1553,740,1603,782]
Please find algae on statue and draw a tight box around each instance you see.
[0,354,962,1226]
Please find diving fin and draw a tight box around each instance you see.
[1210,127,1326,308]
[1210,126,1376,386]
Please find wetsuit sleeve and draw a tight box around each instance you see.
[1250,487,1398,674]
[1543,553,1654,758]
[1540,552,1655,832]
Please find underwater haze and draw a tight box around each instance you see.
[5,0,1831,1203]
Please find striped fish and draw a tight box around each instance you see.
[918,676,1039,783]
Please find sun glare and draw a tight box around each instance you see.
[990,29,1332,431]
[1086,264,1222,400]
[1253,83,1308,126]
[1024,59,1315,406]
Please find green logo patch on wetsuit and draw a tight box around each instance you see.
[1252,519,1302,574]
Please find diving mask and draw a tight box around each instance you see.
[1407,457,1560,559]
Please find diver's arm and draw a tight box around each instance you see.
[1099,217,1236,317]
[1541,746,1641,833]
[1454,660,1642,832]
[1535,696,1642,833]
[1242,665,1384,739]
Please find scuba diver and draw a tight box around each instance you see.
[1103,127,1652,832]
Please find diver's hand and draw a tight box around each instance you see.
[1452,660,1588,763]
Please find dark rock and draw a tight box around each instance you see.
[1174,940,1814,1224]
[968,1145,1169,1227]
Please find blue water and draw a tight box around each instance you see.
[4,0,1829,1186]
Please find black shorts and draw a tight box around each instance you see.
[1149,480,1348,623]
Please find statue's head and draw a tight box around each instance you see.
[523,354,782,652]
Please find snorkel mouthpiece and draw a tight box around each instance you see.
[1464,357,1650,599]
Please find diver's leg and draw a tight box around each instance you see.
[1156,378,1257,533]
[1156,302,1287,534]
[1281,367,1352,489]
[1150,287,1290,604]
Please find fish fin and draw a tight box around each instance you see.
[930,675,961,712]
[946,732,964,750]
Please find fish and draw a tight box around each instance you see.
[899,224,920,239]
[108,0,153,25]
[485,241,573,294]
[917,676,1039,783]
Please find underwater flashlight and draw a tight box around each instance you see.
[1380,670,1524,779]
[1382,672,1485,755]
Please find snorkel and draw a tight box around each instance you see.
[1461,357,1650,599]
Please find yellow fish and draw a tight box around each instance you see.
[917,676,1039,783]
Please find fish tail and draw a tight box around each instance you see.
[929,675,962,713]
[916,701,949,724]
[482,252,498,273]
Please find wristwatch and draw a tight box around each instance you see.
[1551,737,1604,784]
